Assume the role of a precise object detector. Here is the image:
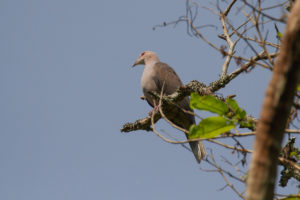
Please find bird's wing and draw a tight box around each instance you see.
[151,62,183,95]
[142,62,182,107]
[152,62,195,122]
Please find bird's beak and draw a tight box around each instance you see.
[132,58,144,67]
[132,61,138,67]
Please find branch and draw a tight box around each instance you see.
[223,0,237,16]
[208,153,245,199]
[242,0,287,23]
[278,157,300,185]
[220,0,238,76]
[121,81,210,133]
[121,112,160,132]
[202,154,245,183]
[208,139,252,153]
[121,79,258,132]
[279,137,300,186]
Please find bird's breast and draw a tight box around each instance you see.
[141,67,159,107]
[141,67,156,90]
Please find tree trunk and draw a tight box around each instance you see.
[245,1,300,200]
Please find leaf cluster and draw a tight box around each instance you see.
[189,93,255,139]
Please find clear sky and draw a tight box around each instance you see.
[0,0,297,200]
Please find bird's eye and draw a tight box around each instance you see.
[141,52,145,56]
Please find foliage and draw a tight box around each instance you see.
[189,93,255,139]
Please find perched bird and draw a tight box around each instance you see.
[132,51,205,163]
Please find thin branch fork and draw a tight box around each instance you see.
[250,4,275,66]
[220,11,236,76]
[154,0,278,73]
[241,36,280,48]
[202,158,245,183]
[242,0,287,23]
[186,14,274,70]
[219,0,238,76]
[208,153,245,199]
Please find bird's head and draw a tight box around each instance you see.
[132,51,159,67]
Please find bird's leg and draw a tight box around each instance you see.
[148,106,159,116]
[148,101,161,116]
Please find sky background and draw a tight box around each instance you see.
[1,0,298,200]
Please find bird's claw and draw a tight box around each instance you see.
[148,104,160,116]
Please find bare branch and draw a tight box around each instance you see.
[220,8,237,76]
[242,0,287,23]
[208,139,252,153]
[209,153,245,199]
[224,0,237,16]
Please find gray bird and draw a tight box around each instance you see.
[132,51,205,163]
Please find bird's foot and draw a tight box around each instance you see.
[148,104,160,116]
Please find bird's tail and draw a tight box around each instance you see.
[189,140,206,163]
[174,97,206,163]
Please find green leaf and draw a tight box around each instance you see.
[226,98,239,113]
[226,98,247,120]
[290,151,300,160]
[190,93,229,115]
[189,116,235,139]
[239,121,255,130]
[297,85,300,91]
[239,110,247,119]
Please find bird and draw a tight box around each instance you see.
[132,51,206,163]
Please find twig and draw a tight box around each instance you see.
[209,153,245,199]
[227,52,277,82]
[224,0,237,16]
[151,110,181,144]
[158,84,189,134]
[202,151,245,183]
[285,129,300,133]
[243,36,280,48]
[222,157,245,181]
[208,139,253,153]
[242,0,286,23]
[220,8,237,76]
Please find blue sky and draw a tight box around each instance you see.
[0,0,297,200]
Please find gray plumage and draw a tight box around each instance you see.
[133,51,205,163]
